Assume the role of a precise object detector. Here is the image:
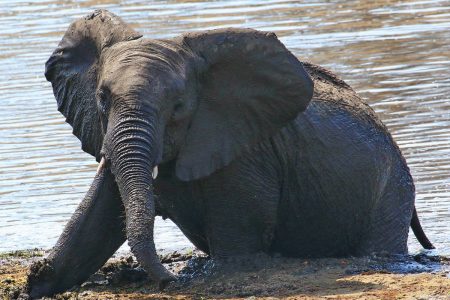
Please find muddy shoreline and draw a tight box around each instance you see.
[1,249,449,299]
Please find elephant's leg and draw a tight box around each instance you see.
[356,164,414,255]
[201,159,280,258]
[154,168,210,255]
[27,167,126,298]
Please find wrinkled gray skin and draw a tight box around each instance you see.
[26,9,433,299]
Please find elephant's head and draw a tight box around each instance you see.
[41,9,313,291]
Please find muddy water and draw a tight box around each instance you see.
[0,0,449,256]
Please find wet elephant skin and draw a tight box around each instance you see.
[25,10,433,299]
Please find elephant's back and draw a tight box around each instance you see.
[270,63,411,257]
[300,62,409,179]
[289,62,401,183]
[303,62,387,134]
[299,62,404,170]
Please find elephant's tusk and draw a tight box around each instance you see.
[152,166,158,179]
[97,157,106,174]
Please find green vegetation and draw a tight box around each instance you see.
[0,249,45,259]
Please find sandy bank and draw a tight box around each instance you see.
[1,250,449,299]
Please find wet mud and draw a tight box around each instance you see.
[1,250,449,299]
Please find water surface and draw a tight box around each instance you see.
[0,0,449,256]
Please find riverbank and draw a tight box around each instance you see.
[1,250,449,299]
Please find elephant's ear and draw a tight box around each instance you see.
[45,10,142,161]
[175,28,314,181]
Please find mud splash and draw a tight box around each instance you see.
[1,249,449,299]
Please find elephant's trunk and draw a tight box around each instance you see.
[106,112,175,286]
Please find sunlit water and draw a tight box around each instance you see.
[0,0,449,256]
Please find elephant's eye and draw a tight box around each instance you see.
[96,88,110,115]
[173,102,183,113]
[171,99,186,121]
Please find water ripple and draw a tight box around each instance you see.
[0,0,449,255]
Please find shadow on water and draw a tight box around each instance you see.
[0,0,449,256]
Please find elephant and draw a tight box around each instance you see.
[26,9,434,298]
